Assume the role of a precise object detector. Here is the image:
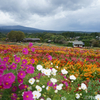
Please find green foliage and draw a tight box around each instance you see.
[8,31,25,42]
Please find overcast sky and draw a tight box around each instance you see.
[0,0,100,32]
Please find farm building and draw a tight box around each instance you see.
[72,41,84,47]
[22,38,40,42]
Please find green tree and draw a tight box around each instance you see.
[8,31,25,42]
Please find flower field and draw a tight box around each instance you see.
[0,43,100,100]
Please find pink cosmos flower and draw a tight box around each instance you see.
[17,77,23,83]
[0,76,3,85]
[23,91,33,100]
[10,63,17,70]
[11,93,17,100]
[0,85,3,89]
[30,59,35,64]
[15,57,20,63]
[0,64,7,71]
[48,55,52,61]
[12,86,17,92]
[47,81,53,86]
[22,48,28,55]
[53,84,57,90]
[3,81,12,89]
[18,71,26,79]
[22,59,27,65]
[26,66,35,74]
[3,57,9,63]
[31,47,35,52]
[28,42,33,48]
[3,72,16,83]
[0,69,3,76]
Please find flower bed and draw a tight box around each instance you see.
[0,43,100,100]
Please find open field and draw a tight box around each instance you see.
[0,42,100,100]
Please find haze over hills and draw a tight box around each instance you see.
[0,25,95,34]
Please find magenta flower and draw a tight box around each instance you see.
[47,81,53,86]
[10,63,17,70]
[0,69,3,76]
[11,93,17,100]
[18,71,26,78]
[53,84,57,90]
[0,76,3,85]
[3,81,12,89]
[17,77,23,83]
[15,57,20,63]
[18,84,28,90]
[26,66,34,74]
[3,72,16,83]
[0,85,3,89]
[30,59,35,64]
[23,91,33,100]
[3,57,9,63]
[28,42,33,48]
[48,55,52,61]
[0,64,7,71]
[12,86,17,92]
[22,48,28,55]
[22,59,27,65]
[31,47,35,52]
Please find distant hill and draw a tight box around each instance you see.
[0,25,95,34]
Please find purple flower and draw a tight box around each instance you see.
[0,85,3,89]
[31,47,35,52]
[23,91,33,100]
[28,43,33,48]
[11,93,17,100]
[26,66,34,74]
[18,84,25,90]
[3,72,16,83]
[18,71,26,78]
[17,77,23,83]
[3,81,12,89]
[22,59,27,65]
[0,64,7,71]
[53,84,57,90]
[30,59,35,64]
[0,76,3,85]
[48,55,52,61]
[0,69,3,76]
[12,86,17,92]
[22,48,28,55]
[3,57,9,63]
[15,57,20,63]
[10,63,17,70]
[47,81,53,86]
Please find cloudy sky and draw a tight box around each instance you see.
[0,0,100,32]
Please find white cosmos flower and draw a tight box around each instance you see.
[70,75,76,80]
[46,97,51,100]
[46,86,50,91]
[44,69,51,77]
[81,83,87,90]
[36,85,42,92]
[54,90,58,93]
[41,68,46,74]
[28,78,35,85]
[36,80,39,82]
[95,94,100,100]
[42,85,45,88]
[36,65,43,71]
[61,69,68,74]
[50,78,57,85]
[32,91,41,99]
[56,84,63,90]
[76,93,80,99]
[51,68,57,76]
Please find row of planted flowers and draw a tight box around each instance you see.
[0,43,100,100]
